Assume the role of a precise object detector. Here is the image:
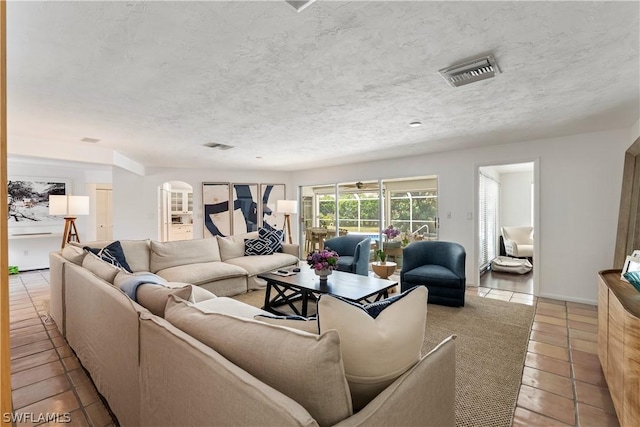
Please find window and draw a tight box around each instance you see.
[389,190,438,238]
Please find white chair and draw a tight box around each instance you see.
[501,226,534,258]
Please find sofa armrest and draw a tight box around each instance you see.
[281,243,300,258]
[333,335,456,427]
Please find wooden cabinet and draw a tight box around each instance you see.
[170,224,193,241]
[170,191,193,214]
[598,270,640,427]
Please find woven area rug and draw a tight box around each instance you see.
[232,290,534,427]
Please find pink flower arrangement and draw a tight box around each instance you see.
[306,248,340,271]
[383,225,400,240]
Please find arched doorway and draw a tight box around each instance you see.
[159,181,193,241]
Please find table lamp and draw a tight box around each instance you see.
[276,200,298,244]
[49,195,90,249]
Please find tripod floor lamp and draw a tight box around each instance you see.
[276,200,298,244]
[49,195,90,249]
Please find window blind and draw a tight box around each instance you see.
[479,173,499,269]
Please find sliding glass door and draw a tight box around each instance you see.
[299,176,439,254]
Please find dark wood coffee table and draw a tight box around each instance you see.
[258,268,398,317]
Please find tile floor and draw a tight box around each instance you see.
[7,270,619,427]
[8,270,117,427]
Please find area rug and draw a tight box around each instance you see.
[232,290,534,427]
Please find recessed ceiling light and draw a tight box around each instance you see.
[409,122,422,128]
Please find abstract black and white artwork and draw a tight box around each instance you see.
[202,182,231,237]
[232,184,259,234]
[8,178,67,230]
[260,184,286,231]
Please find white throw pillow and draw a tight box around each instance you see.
[317,286,428,410]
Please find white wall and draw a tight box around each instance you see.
[7,158,112,270]
[290,128,631,304]
[500,171,533,229]
[13,126,635,303]
[112,167,294,241]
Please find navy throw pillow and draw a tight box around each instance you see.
[259,228,283,253]
[84,241,132,273]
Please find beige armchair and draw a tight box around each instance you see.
[501,226,533,258]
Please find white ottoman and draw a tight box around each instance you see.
[491,256,532,274]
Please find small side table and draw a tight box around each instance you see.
[371,261,397,279]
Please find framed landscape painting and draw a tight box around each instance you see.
[202,182,231,237]
[7,177,68,233]
[260,184,285,231]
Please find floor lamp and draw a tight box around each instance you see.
[49,195,90,249]
[276,200,298,244]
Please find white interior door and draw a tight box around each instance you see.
[96,188,113,241]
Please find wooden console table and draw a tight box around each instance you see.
[597,269,640,427]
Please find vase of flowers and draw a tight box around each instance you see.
[307,248,339,282]
[383,225,400,241]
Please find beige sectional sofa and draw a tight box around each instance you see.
[48,236,456,427]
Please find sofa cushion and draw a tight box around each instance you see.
[254,314,319,334]
[113,271,217,316]
[61,245,86,265]
[155,262,247,286]
[138,284,217,317]
[165,296,353,427]
[150,239,221,273]
[244,238,275,256]
[403,265,461,285]
[82,252,121,284]
[217,232,259,261]
[317,286,427,410]
[224,253,299,276]
[119,240,151,272]
[259,228,284,253]
[197,297,271,318]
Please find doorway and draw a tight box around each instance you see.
[477,162,535,295]
[159,181,194,242]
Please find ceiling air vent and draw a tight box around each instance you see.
[81,137,100,143]
[285,0,318,13]
[203,142,234,151]
[438,55,501,88]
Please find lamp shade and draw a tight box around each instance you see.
[276,200,298,214]
[49,195,90,216]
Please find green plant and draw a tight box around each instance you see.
[376,249,386,263]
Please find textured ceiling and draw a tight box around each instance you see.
[7,1,640,172]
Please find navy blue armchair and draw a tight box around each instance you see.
[400,241,466,307]
[323,235,372,276]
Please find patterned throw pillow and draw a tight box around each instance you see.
[84,241,132,272]
[258,228,283,253]
[244,238,274,256]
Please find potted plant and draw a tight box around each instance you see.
[377,249,387,264]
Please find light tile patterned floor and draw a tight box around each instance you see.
[9,270,116,427]
[7,270,619,426]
